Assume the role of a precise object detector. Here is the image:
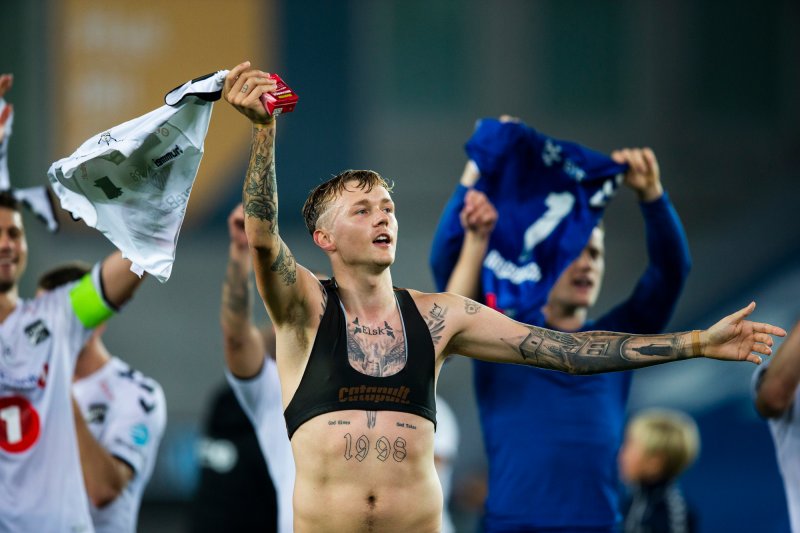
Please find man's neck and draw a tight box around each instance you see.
[332,266,396,318]
[541,301,588,332]
[0,288,19,324]
[74,339,112,380]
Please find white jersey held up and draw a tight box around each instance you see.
[73,357,166,533]
[0,284,95,533]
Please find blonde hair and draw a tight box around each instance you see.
[301,170,394,235]
[627,409,700,481]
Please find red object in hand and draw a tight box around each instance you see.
[260,74,298,116]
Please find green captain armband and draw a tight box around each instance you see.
[69,274,115,328]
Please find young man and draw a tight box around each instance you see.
[0,192,145,532]
[37,263,166,533]
[431,141,692,531]
[753,319,800,532]
[218,203,295,533]
[222,61,783,533]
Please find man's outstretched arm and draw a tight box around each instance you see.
[433,294,785,373]
[755,320,800,418]
[223,62,319,326]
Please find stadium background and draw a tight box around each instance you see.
[1,0,798,531]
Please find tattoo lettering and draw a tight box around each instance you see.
[270,243,297,285]
[352,318,395,339]
[463,298,481,315]
[328,419,351,426]
[366,411,377,429]
[346,320,407,377]
[343,433,408,463]
[507,327,691,374]
[424,303,447,345]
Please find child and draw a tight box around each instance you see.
[619,409,700,533]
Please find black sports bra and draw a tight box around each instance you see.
[283,280,437,439]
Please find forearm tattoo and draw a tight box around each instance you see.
[424,303,447,345]
[270,242,297,285]
[223,259,250,318]
[505,328,692,374]
[243,125,278,233]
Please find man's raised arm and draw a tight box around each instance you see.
[223,62,317,325]
[434,293,785,373]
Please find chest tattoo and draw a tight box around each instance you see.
[346,317,407,377]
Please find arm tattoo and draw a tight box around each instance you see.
[424,303,447,345]
[505,327,692,374]
[243,126,279,233]
[270,242,297,285]
[222,258,251,318]
[463,297,481,315]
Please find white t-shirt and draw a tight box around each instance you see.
[73,356,166,533]
[434,395,460,533]
[0,286,95,533]
[753,364,800,532]
[226,357,295,533]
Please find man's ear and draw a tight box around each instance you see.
[313,228,335,252]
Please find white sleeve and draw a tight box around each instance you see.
[225,357,283,429]
[102,380,167,476]
[434,395,459,460]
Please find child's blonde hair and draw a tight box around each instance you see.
[627,409,700,481]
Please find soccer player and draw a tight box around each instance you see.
[431,135,692,531]
[753,319,800,532]
[0,192,145,532]
[219,203,295,533]
[36,263,166,533]
[221,60,783,533]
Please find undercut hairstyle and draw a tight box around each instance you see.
[0,191,21,212]
[627,409,700,482]
[37,261,92,291]
[301,170,394,235]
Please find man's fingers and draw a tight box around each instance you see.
[746,354,763,365]
[752,322,787,337]
[225,61,252,93]
[752,342,773,356]
[725,302,757,323]
[642,147,657,175]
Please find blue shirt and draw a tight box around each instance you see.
[430,191,690,531]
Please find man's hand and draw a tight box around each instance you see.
[459,189,497,239]
[702,302,786,364]
[228,203,249,261]
[612,147,663,203]
[223,62,277,125]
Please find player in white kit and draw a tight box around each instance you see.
[37,263,166,533]
[221,204,295,533]
[0,192,145,532]
[753,319,800,532]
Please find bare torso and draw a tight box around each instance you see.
[277,287,445,533]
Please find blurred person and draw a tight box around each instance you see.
[431,118,692,531]
[0,189,145,532]
[218,203,295,533]
[37,263,166,533]
[189,381,279,533]
[618,409,700,533]
[222,59,782,533]
[434,394,459,533]
[753,319,800,532]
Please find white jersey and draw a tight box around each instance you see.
[0,286,94,533]
[434,395,460,533]
[226,357,295,533]
[73,356,166,533]
[753,364,800,532]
